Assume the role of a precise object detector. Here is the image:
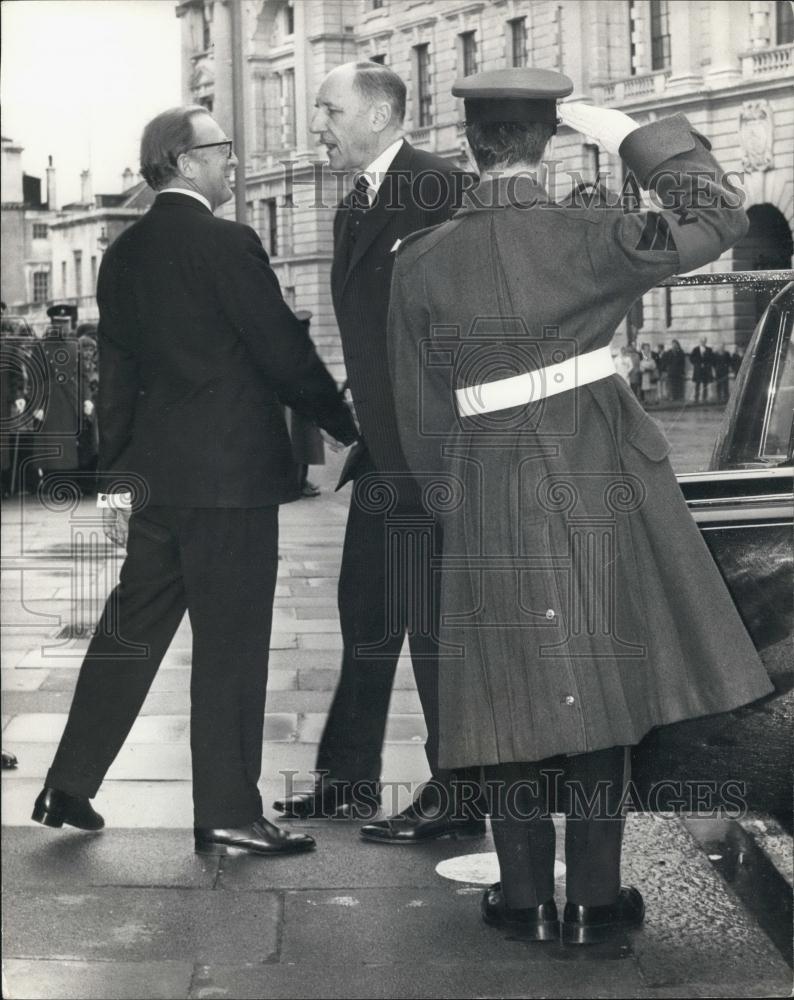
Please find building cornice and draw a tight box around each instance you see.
[49,208,145,230]
[593,73,794,115]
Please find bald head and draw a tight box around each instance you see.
[311,61,406,171]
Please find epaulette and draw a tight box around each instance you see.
[394,218,460,265]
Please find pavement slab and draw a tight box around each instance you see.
[2,828,219,889]
[3,887,280,964]
[3,959,195,1000]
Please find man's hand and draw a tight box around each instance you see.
[33,408,44,423]
[102,507,131,548]
[14,398,26,415]
[83,399,95,418]
[558,101,638,156]
[320,429,348,453]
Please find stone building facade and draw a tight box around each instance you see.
[178,0,793,376]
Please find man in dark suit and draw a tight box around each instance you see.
[273,61,484,843]
[32,106,357,857]
[690,337,714,403]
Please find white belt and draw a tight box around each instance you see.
[455,345,616,418]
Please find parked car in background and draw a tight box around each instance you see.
[633,279,793,824]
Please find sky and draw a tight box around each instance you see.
[1,0,182,205]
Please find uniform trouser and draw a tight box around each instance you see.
[482,745,629,910]
[315,490,447,788]
[46,505,279,828]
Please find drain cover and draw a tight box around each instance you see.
[435,852,565,884]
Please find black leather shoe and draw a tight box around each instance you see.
[273,780,381,819]
[562,886,645,945]
[481,883,559,941]
[32,787,104,831]
[194,816,316,856]
[1,749,18,770]
[359,797,486,844]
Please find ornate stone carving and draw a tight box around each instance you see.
[739,100,774,172]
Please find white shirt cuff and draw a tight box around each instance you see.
[97,492,132,510]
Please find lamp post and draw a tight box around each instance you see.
[229,0,247,225]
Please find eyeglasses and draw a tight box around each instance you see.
[188,140,233,159]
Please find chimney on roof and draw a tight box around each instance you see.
[46,155,58,211]
[80,168,92,205]
[121,167,135,191]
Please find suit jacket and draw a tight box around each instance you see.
[331,140,470,493]
[387,114,772,768]
[97,192,356,506]
[689,345,714,382]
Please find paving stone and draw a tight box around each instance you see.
[2,778,307,828]
[1,668,49,691]
[297,633,344,650]
[2,712,298,744]
[3,887,279,963]
[3,959,194,1000]
[278,885,630,968]
[215,822,494,891]
[2,828,219,888]
[186,958,649,1000]
[622,814,791,988]
[298,712,427,744]
[297,663,417,691]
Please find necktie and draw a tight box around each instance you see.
[347,174,372,260]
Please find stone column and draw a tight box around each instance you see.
[213,0,234,137]
[707,0,748,84]
[667,0,702,91]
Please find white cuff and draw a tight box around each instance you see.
[97,492,132,510]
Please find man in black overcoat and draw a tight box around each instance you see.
[32,106,357,857]
[273,61,484,843]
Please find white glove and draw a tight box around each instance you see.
[83,399,95,417]
[558,101,638,156]
[14,398,26,415]
[33,408,44,423]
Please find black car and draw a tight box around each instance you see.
[633,280,793,821]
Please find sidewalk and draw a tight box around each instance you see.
[2,458,792,999]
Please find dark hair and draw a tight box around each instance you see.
[352,61,406,125]
[465,121,554,171]
[140,105,210,190]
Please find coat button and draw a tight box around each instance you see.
[545,609,555,619]
[563,695,575,706]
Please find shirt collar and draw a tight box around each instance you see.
[357,138,405,203]
[158,187,213,212]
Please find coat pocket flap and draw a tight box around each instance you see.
[626,414,672,462]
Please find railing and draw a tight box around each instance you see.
[598,69,671,105]
[410,127,432,146]
[740,43,794,77]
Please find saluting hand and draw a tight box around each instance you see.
[558,101,637,156]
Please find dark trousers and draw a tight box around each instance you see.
[483,746,629,910]
[46,505,279,827]
[315,488,445,786]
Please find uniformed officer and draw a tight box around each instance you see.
[387,68,773,944]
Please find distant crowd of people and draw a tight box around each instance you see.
[1,312,325,499]
[0,317,100,498]
[614,337,743,406]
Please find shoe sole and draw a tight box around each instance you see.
[194,840,316,857]
[358,824,487,845]
[482,914,560,941]
[561,919,643,946]
[275,804,380,821]
[31,805,104,831]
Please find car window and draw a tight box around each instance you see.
[710,283,794,471]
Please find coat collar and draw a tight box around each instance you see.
[339,141,417,287]
[453,172,552,217]
[153,191,214,215]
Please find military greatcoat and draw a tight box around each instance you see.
[387,114,774,769]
